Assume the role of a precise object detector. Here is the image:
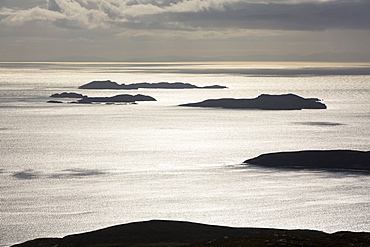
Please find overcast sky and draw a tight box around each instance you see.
[1,0,369,61]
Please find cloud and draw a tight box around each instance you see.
[159,0,370,31]
[12,169,41,179]
[50,168,106,178]
[1,0,111,29]
[1,0,369,31]
[116,28,276,41]
[48,0,62,12]
[296,122,345,126]
[1,0,369,62]
[1,6,66,26]
[113,65,370,76]
[11,168,106,179]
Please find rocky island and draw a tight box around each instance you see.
[76,94,156,104]
[179,93,326,110]
[50,92,86,98]
[12,220,370,247]
[244,150,370,171]
[47,93,156,104]
[78,80,227,89]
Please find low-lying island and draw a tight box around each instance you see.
[47,93,156,104]
[244,150,370,171]
[179,93,326,110]
[79,80,227,89]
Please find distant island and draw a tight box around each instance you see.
[77,94,156,104]
[46,100,63,104]
[179,93,326,110]
[47,93,156,104]
[11,219,370,247]
[50,92,86,98]
[78,80,227,89]
[244,150,370,171]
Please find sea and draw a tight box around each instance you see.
[0,62,369,246]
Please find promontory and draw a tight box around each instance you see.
[179,93,326,110]
[244,150,370,171]
[78,80,227,89]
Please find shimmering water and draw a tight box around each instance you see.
[0,62,369,246]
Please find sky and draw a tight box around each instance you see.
[0,0,369,62]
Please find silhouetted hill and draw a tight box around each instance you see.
[50,92,86,98]
[77,94,156,104]
[244,150,370,171]
[12,220,370,247]
[47,92,156,104]
[179,94,326,110]
[78,80,227,89]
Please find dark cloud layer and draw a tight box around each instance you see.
[171,1,370,31]
[1,0,369,31]
[1,0,369,61]
[116,66,370,76]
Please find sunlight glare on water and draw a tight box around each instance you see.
[0,62,369,246]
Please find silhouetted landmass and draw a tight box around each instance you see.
[78,80,227,89]
[47,92,156,104]
[244,150,370,171]
[76,94,156,104]
[50,92,86,98]
[179,94,326,110]
[12,220,370,247]
[46,100,63,104]
[296,121,344,126]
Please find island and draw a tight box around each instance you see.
[47,93,156,104]
[46,100,63,104]
[243,150,370,171]
[78,80,227,89]
[76,94,156,104]
[179,93,326,110]
[12,220,370,247]
[50,92,86,98]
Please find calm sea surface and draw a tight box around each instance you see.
[0,62,369,246]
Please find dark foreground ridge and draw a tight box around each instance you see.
[12,220,370,247]
[244,150,370,171]
[179,93,326,110]
[79,80,227,89]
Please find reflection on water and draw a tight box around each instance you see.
[0,62,369,246]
